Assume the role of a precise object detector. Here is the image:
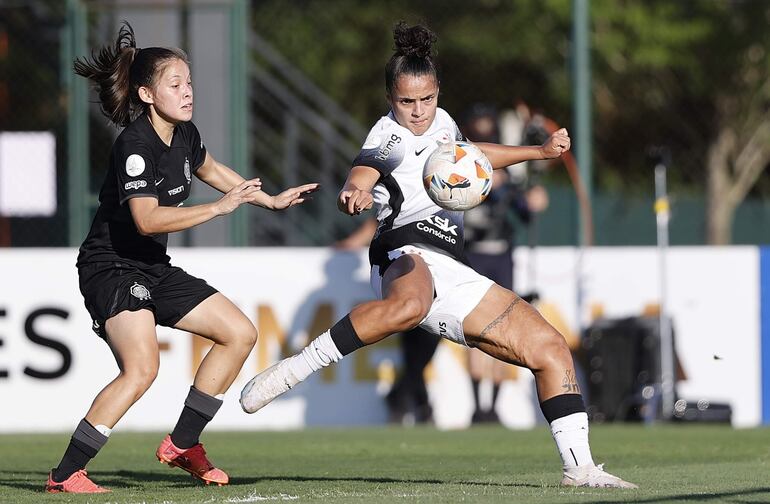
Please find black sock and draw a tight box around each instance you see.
[329,314,365,356]
[491,383,500,409]
[52,419,108,482]
[170,386,223,449]
[471,379,482,411]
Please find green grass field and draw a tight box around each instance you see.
[1,425,768,503]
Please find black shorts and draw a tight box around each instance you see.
[78,261,218,338]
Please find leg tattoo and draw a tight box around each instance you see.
[480,296,521,339]
[561,369,580,394]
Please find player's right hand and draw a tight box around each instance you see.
[215,178,262,215]
[338,189,373,216]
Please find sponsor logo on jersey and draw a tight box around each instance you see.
[184,157,191,183]
[375,134,402,161]
[154,177,164,186]
[125,154,146,177]
[438,320,448,338]
[168,185,184,196]
[415,145,429,156]
[124,180,147,191]
[416,215,458,244]
[129,282,151,300]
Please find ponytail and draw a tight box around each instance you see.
[74,21,189,127]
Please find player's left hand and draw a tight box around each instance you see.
[270,183,320,210]
[540,128,571,159]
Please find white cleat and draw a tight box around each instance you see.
[560,463,638,489]
[239,359,301,414]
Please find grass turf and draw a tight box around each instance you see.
[0,424,768,503]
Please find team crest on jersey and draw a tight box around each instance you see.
[130,282,151,300]
[184,157,191,183]
[125,154,145,177]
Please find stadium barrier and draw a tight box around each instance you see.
[0,246,765,432]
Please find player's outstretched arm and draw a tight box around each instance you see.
[475,128,571,169]
[128,179,262,235]
[338,165,379,216]
[195,151,318,211]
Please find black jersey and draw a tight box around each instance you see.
[77,114,207,267]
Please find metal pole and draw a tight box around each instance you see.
[571,0,592,331]
[654,151,675,420]
[65,0,89,247]
[229,0,249,246]
[571,0,592,248]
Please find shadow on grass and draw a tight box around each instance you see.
[0,469,217,493]
[4,469,769,502]
[1,469,544,492]
[585,488,770,504]
[229,474,543,488]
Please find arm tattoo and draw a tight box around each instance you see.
[480,296,521,338]
[562,369,580,394]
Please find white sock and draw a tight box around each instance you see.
[287,330,343,382]
[550,412,594,469]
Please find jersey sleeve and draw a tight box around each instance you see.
[351,123,406,177]
[452,117,466,141]
[114,139,158,204]
[185,121,208,171]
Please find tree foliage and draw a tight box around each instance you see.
[252,0,770,243]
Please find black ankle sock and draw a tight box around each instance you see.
[52,419,107,482]
[491,383,500,406]
[170,405,209,449]
[170,387,223,449]
[471,379,481,410]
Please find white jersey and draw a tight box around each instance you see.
[352,108,468,271]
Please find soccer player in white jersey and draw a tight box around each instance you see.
[241,22,637,489]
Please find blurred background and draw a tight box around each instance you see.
[1,0,768,432]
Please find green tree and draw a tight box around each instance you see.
[251,0,770,244]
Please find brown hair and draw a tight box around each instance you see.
[74,21,189,127]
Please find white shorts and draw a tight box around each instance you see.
[370,245,494,346]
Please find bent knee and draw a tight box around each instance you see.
[220,319,258,348]
[122,364,159,393]
[388,297,430,332]
[528,332,573,371]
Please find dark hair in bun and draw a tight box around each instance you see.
[385,22,439,97]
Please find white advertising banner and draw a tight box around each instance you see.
[514,246,761,428]
[0,247,761,432]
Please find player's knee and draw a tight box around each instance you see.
[530,332,573,371]
[235,320,258,348]
[388,297,428,332]
[123,362,159,395]
[223,318,258,350]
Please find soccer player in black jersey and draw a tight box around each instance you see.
[241,22,637,489]
[44,22,317,494]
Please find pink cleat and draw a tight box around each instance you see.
[156,434,229,486]
[45,469,111,493]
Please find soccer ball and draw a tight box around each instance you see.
[422,141,493,211]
